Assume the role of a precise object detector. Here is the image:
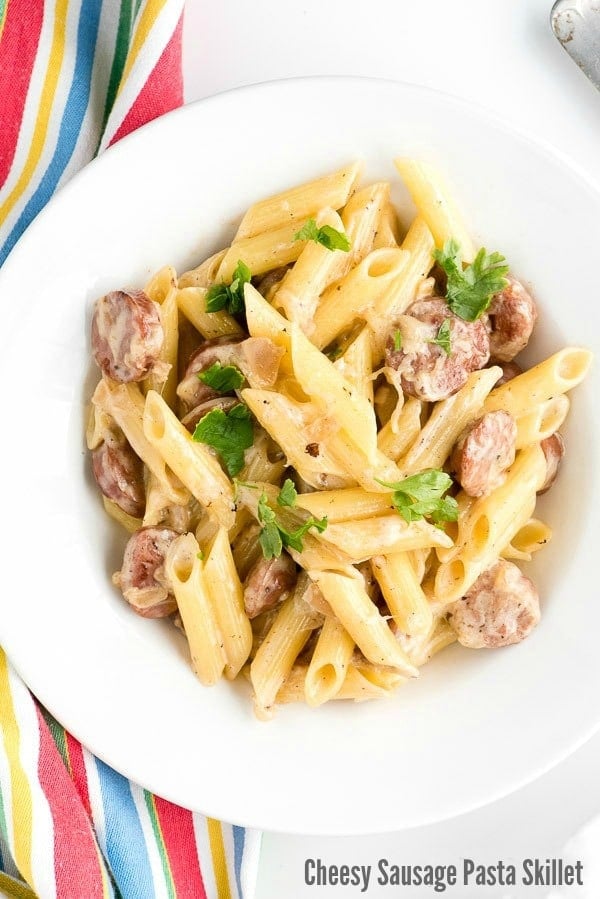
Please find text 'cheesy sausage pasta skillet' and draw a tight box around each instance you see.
[87,158,592,719]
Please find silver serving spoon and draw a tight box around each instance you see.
[551,0,600,90]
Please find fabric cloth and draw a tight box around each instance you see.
[0,3,262,896]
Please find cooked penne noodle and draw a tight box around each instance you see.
[234,161,363,240]
[367,216,435,362]
[341,182,390,266]
[502,518,552,562]
[176,286,244,339]
[333,328,374,403]
[250,576,321,719]
[296,487,394,522]
[145,265,177,305]
[204,528,253,679]
[372,201,402,249]
[165,534,226,686]
[312,247,409,349]
[371,552,433,637]
[399,367,502,473]
[178,249,227,289]
[434,444,547,602]
[321,514,452,561]
[277,662,405,703]
[144,282,179,407]
[484,348,592,417]
[217,219,307,283]
[309,568,418,675]
[515,395,570,448]
[304,617,355,706]
[377,396,423,461]
[272,208,350,334]
[394,157,476,262]
[143,390,235,529]
[92,379,188,506]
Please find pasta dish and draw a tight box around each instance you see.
[86,159,591,719]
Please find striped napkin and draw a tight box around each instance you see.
[0,3,261,897]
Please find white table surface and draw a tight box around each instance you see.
[182,2,600,895]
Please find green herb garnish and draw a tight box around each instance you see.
[257,492,327,559]
[205,260,252,315]
[192,403,253,476]
[428,318,452,356]
[377,469,458,525]
[392,329,403,351]
[294,218,351,252]
[277,478,298,508]
[433,239,509,322]
[198,362,244,393]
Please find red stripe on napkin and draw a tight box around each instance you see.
[35,708,106,899]
[153,797,208,899]
[0,0,44,187]
[109,12,184,146]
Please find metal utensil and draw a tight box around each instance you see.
[551,0,600,90]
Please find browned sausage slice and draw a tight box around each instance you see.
[538,432,565,494]
[176,337,243,409]
[447,559,540,648]
[487,276,537,362]
[177,336,283,410]
[451,410,517,497]
[92,430,145,517]
[181,396,240,432]
[92,289,164,382]
[386,298,489,401]
[117,526,179,618]
[243,552,297,619]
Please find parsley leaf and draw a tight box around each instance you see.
[393,329,403,351]
[377,469,458,525]
[257,493,283,559]
[428,318,452,356]
[192,403,253,477]
[205,260,252,315]
[433,239,509,322]
[198,362,244,393]
[294,218,351,252]
[257,491,327,559]
[277,479,297,508]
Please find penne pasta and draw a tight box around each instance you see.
[371,552,433,637]
[304,617,355,707]
[204,528,253,679]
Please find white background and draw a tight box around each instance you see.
[181,1,600,896]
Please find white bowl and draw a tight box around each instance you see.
[0,78,598,835]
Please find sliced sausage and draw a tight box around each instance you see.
[176,337,243,410]
[447,559,540,648]
[181,396,239,432]
[486,276,537,362]
[176,336,283,410]
[385,297,489,401]
[92,289,163,382]
[243,552,297,619]
[451,410,517,497]
[493,360,522,386]
[538,432,565,494]
[92,430,145,517]
[116,526,179,618]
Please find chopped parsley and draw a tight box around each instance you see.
[277,478,298,508]
[257,492,327,559]
[428,318,452,356]
[205,260,252,315]
[433,239,509,322]
[392,329,403,351]
[294,218,351,252]
[198,362,244,393]
[192,403,253,477]
[377,469,458,526]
